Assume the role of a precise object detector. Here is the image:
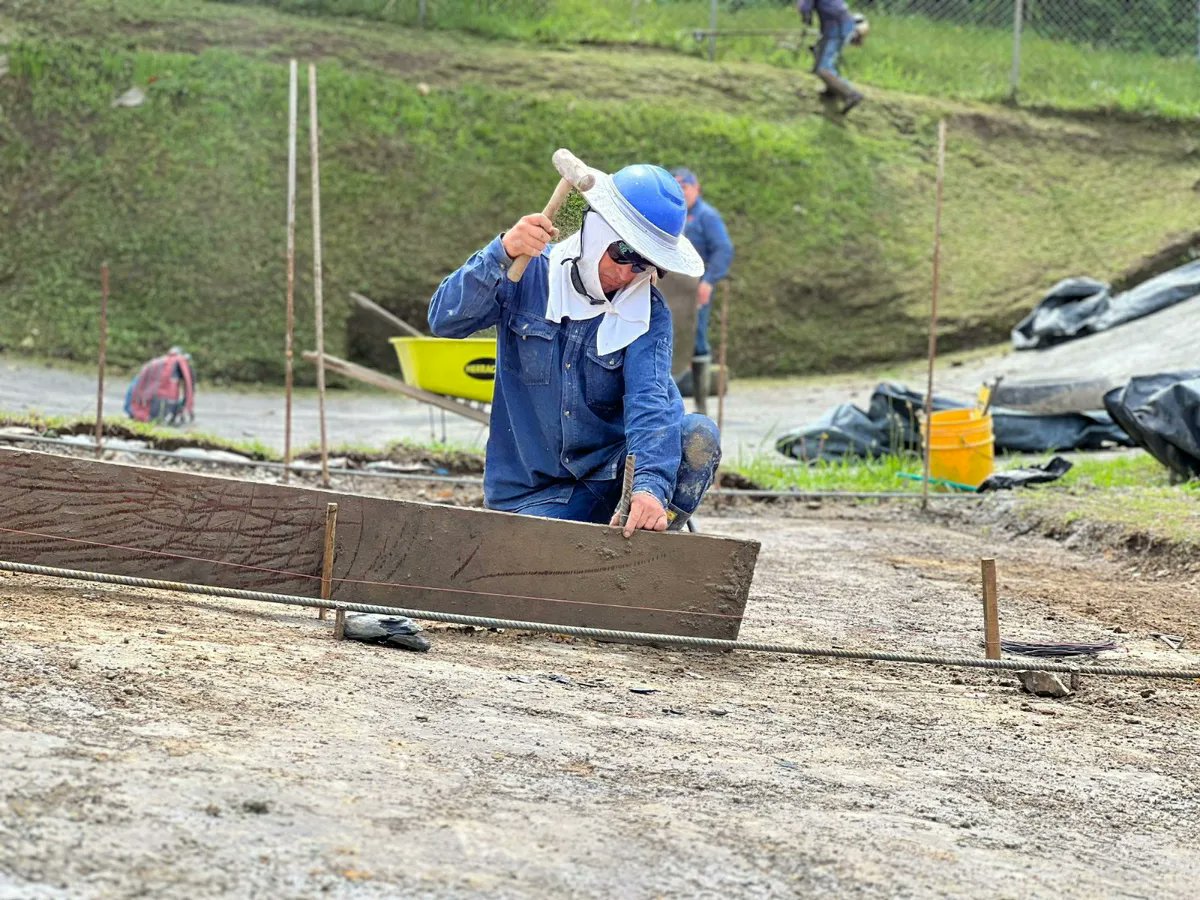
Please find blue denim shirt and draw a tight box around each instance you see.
[683,197,734,287]
[428,236,684,511]
[798,0,854,33]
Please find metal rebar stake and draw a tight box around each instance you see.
[616,454,636,526]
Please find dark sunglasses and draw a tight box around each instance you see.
[564,212,665,305]
[606,241,660,275]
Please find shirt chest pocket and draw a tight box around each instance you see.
[582,344,625,411]
[504,314,557,386]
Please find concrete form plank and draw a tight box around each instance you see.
[0,449,758,639]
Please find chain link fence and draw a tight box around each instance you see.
[872,0,1199,58]
[236,2,1200,59]
[227,1,1200,104]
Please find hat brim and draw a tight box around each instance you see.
[581,169,705,278]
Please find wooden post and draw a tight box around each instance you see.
[94,263,109,459]
[308,63,330,489]
[921,119,946,512]
[707,0,718,61]
[349,291,422,337]
[716,279,730,438]
[283,59,298,484]
[320,502,338,627]
[981,557,1001,659]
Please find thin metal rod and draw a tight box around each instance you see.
[616,454,636,525]
[3,559,1197,681]
[0,434,983,500]
[708,0,718,61]
[94,263,109,459]
[1010,0,1024,98]
[692,29,808,38]
[284,59,298,484]
[922,120,947,512]
[308,63,330,489]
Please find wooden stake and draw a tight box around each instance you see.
[921,119,947,512]
[349,291,422,337]
[320,501,338,626]
[283,59,298,484]
[981,557,1001,660]
[308,63,330,489]
[94,263,109,459]
[716,279,730,439]
[714,280,730,503]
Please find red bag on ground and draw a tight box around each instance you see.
[123,348,195,425]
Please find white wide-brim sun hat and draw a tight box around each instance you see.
[580,167,705,278]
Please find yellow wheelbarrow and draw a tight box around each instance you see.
[390,337,497,404]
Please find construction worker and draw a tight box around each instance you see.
[428,163,721,536]
[671,167,733,418]
[798,0,867,114]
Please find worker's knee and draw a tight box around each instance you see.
[681,414,721,470]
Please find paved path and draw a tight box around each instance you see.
[2,294,1196,458]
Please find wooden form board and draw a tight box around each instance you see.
[0,449,759,639]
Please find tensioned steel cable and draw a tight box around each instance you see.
[3,560,1197,682]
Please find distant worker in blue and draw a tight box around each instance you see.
[798,0,868,114]
[428,163,722,536]
[671,167,733,418]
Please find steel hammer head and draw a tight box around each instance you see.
[552,149,595,192]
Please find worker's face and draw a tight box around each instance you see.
[676,178,701,209]
[597,245,640,293]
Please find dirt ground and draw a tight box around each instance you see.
[2,459,1199,898]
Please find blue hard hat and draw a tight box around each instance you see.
[585,161,704,276]
[610,164,688,239]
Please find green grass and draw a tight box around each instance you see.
[731,449,932,493]
[1,0,1197,385]
[1013,452,1199,550]
[228,0,1200,119]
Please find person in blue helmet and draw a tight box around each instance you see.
[428,163,721,536]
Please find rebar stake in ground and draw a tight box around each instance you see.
[319,502,338,628]
[616,454,636,527]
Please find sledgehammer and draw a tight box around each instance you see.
[507,148,595,283]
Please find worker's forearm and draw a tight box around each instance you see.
[427,236,508,337]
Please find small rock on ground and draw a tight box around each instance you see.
[343,614,431,652]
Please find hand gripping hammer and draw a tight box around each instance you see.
[507,148,595,283]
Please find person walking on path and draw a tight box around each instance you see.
[671,167,733,417]
[428,163,722,536]
[798,0,866,114]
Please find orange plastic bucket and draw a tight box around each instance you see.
[921,409,995,488]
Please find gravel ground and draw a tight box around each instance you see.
[2,461,1198,898]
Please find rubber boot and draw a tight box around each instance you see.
[817,69,862,113]
[691,355,711,417]
[666,502,692,532]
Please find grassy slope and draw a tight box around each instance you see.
[0,0,1197,382]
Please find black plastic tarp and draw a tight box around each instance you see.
[775,382,1134,463]
[1103,371,1200,480]
[1012,260,1200,350]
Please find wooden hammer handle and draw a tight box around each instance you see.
[507,177,573,283]
[507,149,596,283]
